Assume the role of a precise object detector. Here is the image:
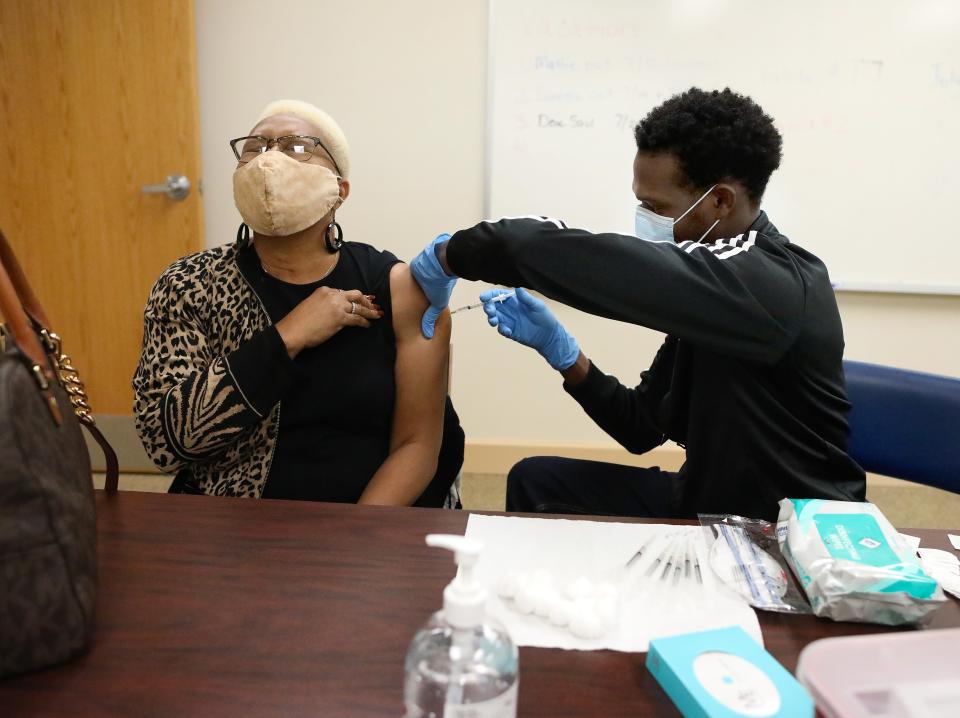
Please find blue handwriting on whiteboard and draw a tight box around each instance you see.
[537,114,595,129]
[534,56,578,72]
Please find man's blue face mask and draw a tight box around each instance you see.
[634,184,718,244]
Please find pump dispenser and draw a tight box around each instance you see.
[427,534,486,628]
[403,534,519,718]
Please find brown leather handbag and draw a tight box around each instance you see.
[0,229,118,678]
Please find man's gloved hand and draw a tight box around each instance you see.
[481,288,580,371]
[410,233,458,339]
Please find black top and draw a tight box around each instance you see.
[218,241,463,505]
[446,212,866,521]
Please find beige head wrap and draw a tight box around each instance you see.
[257,99,350,178]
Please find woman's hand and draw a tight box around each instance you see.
[276,287,382,358]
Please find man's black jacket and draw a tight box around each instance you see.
[446,211,866,521]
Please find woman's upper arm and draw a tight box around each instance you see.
[389,262,450,445]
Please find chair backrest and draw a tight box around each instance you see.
[843,360,960,494]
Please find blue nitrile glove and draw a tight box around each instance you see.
[481,288,580,371]
[410,233,458,339]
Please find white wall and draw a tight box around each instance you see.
[196,0,959,448]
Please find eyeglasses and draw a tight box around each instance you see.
[229,134,340,172]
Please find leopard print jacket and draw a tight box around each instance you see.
[132,239,279,498]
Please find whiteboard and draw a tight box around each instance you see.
[487,0,960,294]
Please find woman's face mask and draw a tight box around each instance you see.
[233,151,342,236]
[634,184,718,244]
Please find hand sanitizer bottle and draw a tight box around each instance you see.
[404,534,519,718]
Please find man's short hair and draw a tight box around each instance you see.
[634,88,782,203]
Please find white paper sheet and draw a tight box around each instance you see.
[918,547,960,600]
[948,534,960,551]
[899,533,923,554]
[465,514,762,653]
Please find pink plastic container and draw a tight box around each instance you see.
[797,628,960,718]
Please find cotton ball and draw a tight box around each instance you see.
[569,605,605,639]
[524,570,559,617]
[513,585,536,615]
[547,597,573,627]
[532,580,563,618]
[595,582,618,600]
[571,597,593,614]
[531,588,553,618]
[594,582,620,627]
[513,572,532,597]
[496,572,523,599]
[594,590,620,629]
[563,576,595,601]
[530,569,554,589]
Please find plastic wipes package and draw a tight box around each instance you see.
[776,499,946,626]
[699,514,812,614]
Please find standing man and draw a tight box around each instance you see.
[412,88,865,522]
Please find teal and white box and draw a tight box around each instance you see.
[646,626,813,718]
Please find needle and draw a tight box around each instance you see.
[450,290,516,315]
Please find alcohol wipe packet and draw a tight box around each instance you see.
[776,499,946,626]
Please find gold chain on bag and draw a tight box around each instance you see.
[39,329,95,427]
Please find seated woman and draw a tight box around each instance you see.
[133,100,463,507]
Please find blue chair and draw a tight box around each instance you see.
[843,360,960,494]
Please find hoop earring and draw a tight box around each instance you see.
[325,220,343,253]
[236,223,251,244]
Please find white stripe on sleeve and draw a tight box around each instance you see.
[677,231,757,259]
[714,230,757,259]
[483,215,567,230]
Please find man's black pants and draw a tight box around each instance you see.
[506,456,681,518]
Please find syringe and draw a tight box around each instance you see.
[450,290,516,315]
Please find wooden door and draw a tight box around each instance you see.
[0,0,203,419]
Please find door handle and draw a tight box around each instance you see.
[141,174,191,201]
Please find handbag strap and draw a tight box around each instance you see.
[0,229,118,492]
[0,247,62,424]
[0,230,51,329]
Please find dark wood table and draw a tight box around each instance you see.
[2,492,958,717]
